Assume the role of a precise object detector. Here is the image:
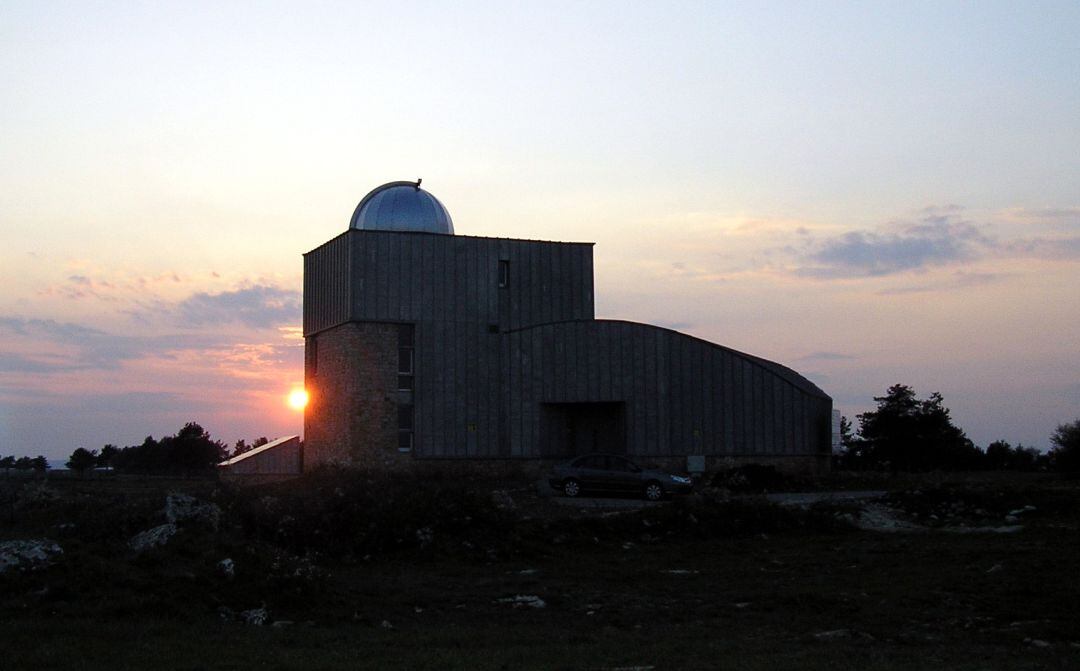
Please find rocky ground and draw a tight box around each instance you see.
[1,470,1078,669]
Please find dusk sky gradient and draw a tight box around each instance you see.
[2,1,1078,459]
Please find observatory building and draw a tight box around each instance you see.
[303,181,833,474]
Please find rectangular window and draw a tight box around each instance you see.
[398,347,413,374]
[398,405,414,452]
[498,260,509,288]
[307,336,318,376]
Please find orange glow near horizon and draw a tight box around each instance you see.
[287,388,309,411]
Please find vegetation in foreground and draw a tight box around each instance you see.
[2,469,1079,670]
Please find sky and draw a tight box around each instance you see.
[1,1,1078,460]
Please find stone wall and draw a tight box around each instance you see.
[304,322,408,469]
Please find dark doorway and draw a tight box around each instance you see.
[541,402,625,457]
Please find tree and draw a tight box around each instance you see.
[163,422,227,473]
[1049,419,1080,472]
[851,384,981,472]
[985,440,1043,471]
[109,423,227,474]
[231,436,270,458]
[839,416,855,449]
[98,444,119,469]
[0,455,14,470]
[67,447,99,474]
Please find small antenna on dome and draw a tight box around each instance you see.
[414,178,422,190]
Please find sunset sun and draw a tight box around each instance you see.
[287,388,309,411]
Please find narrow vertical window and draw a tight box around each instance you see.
[307,336,318,377]
[498,260,509,288]
[398,405,414,452]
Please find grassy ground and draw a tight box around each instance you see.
[1,472,1078,670]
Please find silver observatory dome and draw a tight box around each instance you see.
[348,180,454,234]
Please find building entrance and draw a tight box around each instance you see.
[541,402,625,457]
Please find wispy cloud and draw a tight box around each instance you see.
[1003,236,1080,261]
[875,270,1009,295]
[0,317,220,371]
[792,210,993,278]
[795,351,855,362]
[174,285,301,329]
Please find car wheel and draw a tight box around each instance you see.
[644,481,664,502]
[563,478,582,498]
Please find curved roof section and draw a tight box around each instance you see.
[506,319,830,399]
[349,180,454,234]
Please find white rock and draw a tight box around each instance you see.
[490,490,516,510]
[218,558,236,578]
[165,493,221,530]
[1008,505,1037,516]
[497,595,546,609]
[240,608,269,625]
[0,539,63,573]
[415,527,434,548]
[128,523,177,553]
[814,629,852,641]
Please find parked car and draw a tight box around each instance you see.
[548,453,694,501]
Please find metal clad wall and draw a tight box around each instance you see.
[302,233,350,336]
[505,320,832,459]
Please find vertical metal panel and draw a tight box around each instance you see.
[704,343,712,451]
[487,328,499,456]
[583,247,591,317]
[761,369,774,453]
[792,390,805,454]
[785,383,797,454]
[654,327,669,455]
[465,321,478,456]
[631,325,646,455]
[739,358,752,453]
[467,240,479,324]
[530,322,543,454]
[514,328,526,457]
[567,244,579,321]
[538,242,549,327]
[552,319,566,400]
[480,239,493,325]
[528,242,540,329]
[591,317,600,397]
[576,321,588,400]
[455,321,467,456]
[597,322,611,401]
[508,243,520,329]
[721,352,733,452]
[426,319,443,456]
[498,327,510,456]
[775,375,786,454]
[537,322,550,402]
[386,235,400,321]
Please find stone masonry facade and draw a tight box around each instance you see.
[304,321,408,468]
